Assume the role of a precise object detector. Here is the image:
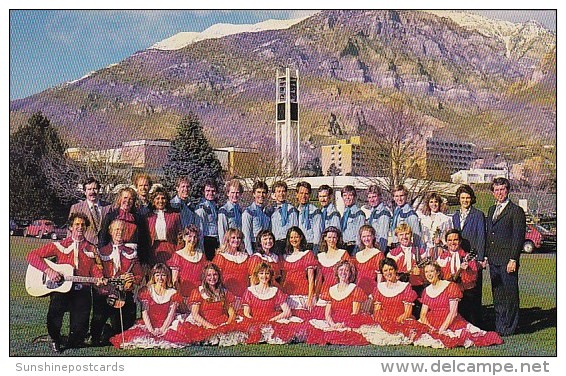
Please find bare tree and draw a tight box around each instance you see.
[362,97,442,202]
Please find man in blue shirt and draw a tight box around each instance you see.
[217,179,244,243]
[296,181,322,254]
[242,181,271,255]
[366,184,392,252]
[195,179,219,261]
[170,176,199,230]
[340,185,366,256]
[317,184,341,233]
[269,181,298,255]
[390,184,421,248]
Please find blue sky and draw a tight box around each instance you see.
[9,9,556,100]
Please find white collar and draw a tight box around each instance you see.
[284,250,310,263]
[355,247,382,263]
[252,253,279,263]
[425,280,451,298]
[377,280,410,297]
[149,285,176,304]
[176,249,204,263]
[317,249,347,267]
[218,251,248,264]
[328,283,356,301]
[247,285,278,300]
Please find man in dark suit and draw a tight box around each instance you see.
[485,177,526,336]
[69,177,111,246]
[452,184,485,327]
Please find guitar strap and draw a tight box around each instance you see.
[92,245,104,271]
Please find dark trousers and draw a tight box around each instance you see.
[459,288,481,327]
[90,290,137,344]
[273,239,287,256]
[468,268,484,327]
[411,284,425,319]
[204,236,220,261]
[47,286,92,347]
[489,264,520,335]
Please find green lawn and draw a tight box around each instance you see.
[10,237,556,357]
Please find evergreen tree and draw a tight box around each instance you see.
[163,112,224,202]
[9,111,68,223]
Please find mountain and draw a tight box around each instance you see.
[9,10,556,164]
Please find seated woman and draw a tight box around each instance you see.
[415,261,503,348]
[178,263,246,346]
[367,257,423,345]
[316,226,351,295]
[248,230,282,288]
[110,263,185,349]
[212,228,250,303]
[308,260,373,345]
[147,187,182,265]
[353,225,385,297]
[242,262,307,344]
[167,225,207,311]
[280,227,319,318]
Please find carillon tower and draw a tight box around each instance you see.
[275,68,300,175]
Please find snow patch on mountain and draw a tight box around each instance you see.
[150,16,311,51]
[423,10,554,59]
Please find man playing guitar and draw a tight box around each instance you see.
[436,229,480,326]
[26,213,104,352]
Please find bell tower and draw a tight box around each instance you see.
[275,68,300,175]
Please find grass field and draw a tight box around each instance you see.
[9,237,556,357]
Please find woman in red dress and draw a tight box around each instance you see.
[110,263,185,349]
[212,228,250,304]
[415,261,503,348]
[368,257,424,345]
[308,260,373,345]
[147,187,182,265]
[280,227,319,319]
[248,230,282,288]
[353,225,385,300]
[167,224,207,311]
[316,226,351,303]
[242,262,307,344]
[178,263,246,346]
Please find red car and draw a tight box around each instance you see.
[24,220,67,240]
[523,224,557,253]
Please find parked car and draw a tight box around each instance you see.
[9,218,30,236]
[24,220,67,240]
[523,224,557,253]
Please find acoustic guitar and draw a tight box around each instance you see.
[25,259,122,297]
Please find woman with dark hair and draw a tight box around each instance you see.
[308,260,373,345]
[110,263,185,349]
[316,226,351,295]
[178,263,245,346]
[451,184,486,327]
[366,257,423,345]
[414,261,502,348]
[248,230,282,288]
[212,228,250,303]
[280,226,318,317]
[147,187,182,264]
[99,186,151,265]
[167,225,207,305]
[418,192,453,259]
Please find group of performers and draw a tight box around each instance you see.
[27,174,522,352]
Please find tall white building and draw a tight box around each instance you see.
[275,68,300,175]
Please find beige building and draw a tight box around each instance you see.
[321,136,383,176]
